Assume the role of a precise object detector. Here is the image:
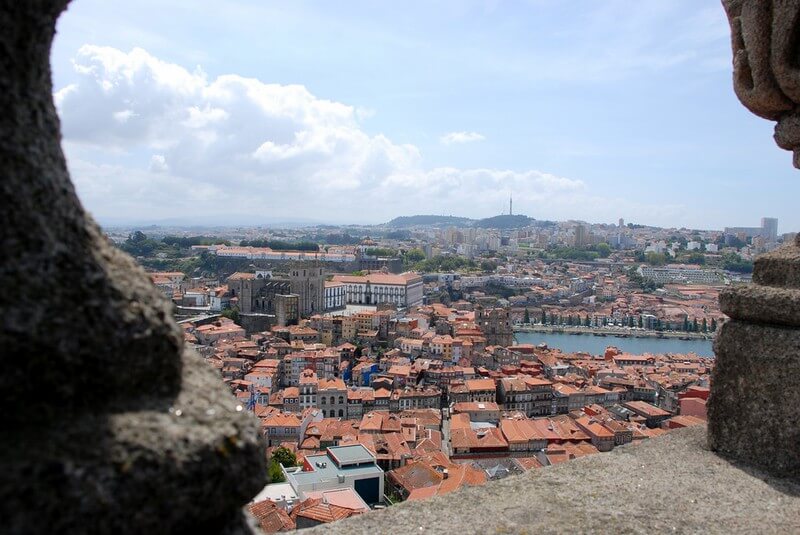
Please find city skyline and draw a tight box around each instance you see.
[51,1,800,229]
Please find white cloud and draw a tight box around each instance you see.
[56,45,587,223]
[440,131,486,145]
[149,154,168,173]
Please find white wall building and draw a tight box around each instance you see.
[324,281,346,310]
[331,272,424,307]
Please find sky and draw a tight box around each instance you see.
[51,0,800,232]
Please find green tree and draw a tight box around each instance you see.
[130,230,147,243]
[683,315,690,332]
[596,242,612,258]
[541,310,547,324]
[711,318,718,332]
[584,315,591,327]
[692,317,699,332]
[220,308,240,325]
[722,253,754,273]
[628,316,634,328]
[268,460,285,483]
[645,252,667,266]
[480,260,498,272]
[120,231,162,257]
[404,248,426,263]
[638,316,643,328]
[686,252,706,265]
[272,446,298,468]
[702,318,708,333]
[365,247,397,257]
[523,308,530,324]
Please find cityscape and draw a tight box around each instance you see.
[115,210,786,530]
[5,1,800,534]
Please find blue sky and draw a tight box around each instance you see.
[51,0,799,232]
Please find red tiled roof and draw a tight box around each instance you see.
[248,500,295,532]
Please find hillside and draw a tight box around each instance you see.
[385,215,474,228]
[473,214,532,229]
[385,214,539,229]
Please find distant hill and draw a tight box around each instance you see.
[386,215,474,228]
[474,214,532,229]
[385,214,537,229]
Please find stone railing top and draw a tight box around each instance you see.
[311,427,800,534]
[0,2,266,532]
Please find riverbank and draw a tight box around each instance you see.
[514,329,715,357]
[513,324,714,341]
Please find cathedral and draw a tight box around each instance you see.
[227,266,325,318]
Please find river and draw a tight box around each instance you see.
[514,331,714,358]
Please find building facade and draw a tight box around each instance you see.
[331,272,424,308]
[475,306,513,347]
[324,281,347,311]
[227,265,325,319]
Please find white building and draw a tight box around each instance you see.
[638,265,722,285]
[324,281,346,310]
[212,245,356,262]
[283,445,385,505]
[331,272,424,307]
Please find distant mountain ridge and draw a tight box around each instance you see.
[474,214,532,229]
[385,214,541,229]
[385,215,474,228]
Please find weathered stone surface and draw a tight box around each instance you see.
[0,0,182,423]
[720,283,800,325]
[313,427,800,534]
[718,1,800,487]
[723,0,800,167]
[722,0,793,120]
[1,349,266,534]
[751,235,800,288]
[709,320,800,479]
[0,1,266,533]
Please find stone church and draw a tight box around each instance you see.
[227,266,325,318]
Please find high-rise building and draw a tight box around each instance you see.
[574,224,588,247]
[761,217,778,242]
[725,217,779,242]
[619,218,625,228]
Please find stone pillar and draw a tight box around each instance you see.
[709,235,800,478]
[712,0,800,480]
[0,1,266,532]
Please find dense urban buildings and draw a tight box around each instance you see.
[123,212,791,530]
